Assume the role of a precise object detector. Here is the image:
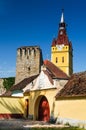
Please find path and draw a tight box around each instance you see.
[0,119,66,129]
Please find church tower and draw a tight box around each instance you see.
[51,11,73,76]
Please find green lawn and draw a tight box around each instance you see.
[31,127,85,130]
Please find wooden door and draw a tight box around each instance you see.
[38,96,50,121]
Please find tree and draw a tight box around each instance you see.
[3,77,15,90]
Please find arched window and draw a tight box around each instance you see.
[62,57,64,63]
[56,57,58,63]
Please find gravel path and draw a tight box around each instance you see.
[0,119,66,130]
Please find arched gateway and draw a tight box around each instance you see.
[38,96,50,121]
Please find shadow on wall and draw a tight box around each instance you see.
[0,97,24,119]
[50,100,57,123]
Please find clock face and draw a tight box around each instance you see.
[56,44,64,51]
[60,31,63,35]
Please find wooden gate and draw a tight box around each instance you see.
[38,96,50,121]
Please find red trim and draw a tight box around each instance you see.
[0,114,23,119]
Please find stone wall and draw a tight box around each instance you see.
[0,79,6,95]
[15,46,43,84]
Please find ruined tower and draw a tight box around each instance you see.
[15,46,43,84]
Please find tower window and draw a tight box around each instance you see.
[56,57,58,63]
[62,57,64,63]
[34,49,36,56]
[28,67,30,71]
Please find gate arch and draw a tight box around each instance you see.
[34,95,50,121]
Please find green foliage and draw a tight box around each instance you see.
[3,77,15,90]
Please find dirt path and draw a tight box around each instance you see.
[0,119,66,129]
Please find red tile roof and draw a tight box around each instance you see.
[9,75,38,91]
[1,91,12,97]
[44,60,69,79]
[52,29,72,47]
[2,75,38,96]
[55,71,86,99]
[43,70,54,85]
[3,60,69,96]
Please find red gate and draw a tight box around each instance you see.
[38,96,50,121]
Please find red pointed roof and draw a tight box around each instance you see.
[44,60,69,79]
[52,30,71,46]
[52,12,72,47]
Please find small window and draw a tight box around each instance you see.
[34,49,36,56]
[56,57,58,63]
[28,67,30,71]
[62,57,64,63]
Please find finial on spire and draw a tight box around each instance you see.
[59,9,66,30]
[60,9,64,23]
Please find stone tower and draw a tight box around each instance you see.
[51,11,73,76]
[15,46,43,84]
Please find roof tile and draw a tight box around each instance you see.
[44,60,69,79]
[55,71,86,98]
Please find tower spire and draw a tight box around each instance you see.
[51,10,73,76]
[60,9,64,23]
[59,9,66,30]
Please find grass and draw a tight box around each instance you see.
[31,127,85,130]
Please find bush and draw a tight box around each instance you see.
[3,77,15,90]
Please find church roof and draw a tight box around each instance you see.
[52,11,72,47]
[1,91,12,97]
[10,60,68,92]
[10,75,38,91]
[3,60,69,96]
[55,71,86,99]
[44,60,69,79]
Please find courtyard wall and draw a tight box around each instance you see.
[0,96,24,118]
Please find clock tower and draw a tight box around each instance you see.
[51,11,73,76]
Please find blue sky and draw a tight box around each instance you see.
[0,0,86,78]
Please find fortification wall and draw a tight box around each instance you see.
[0,97,25,119]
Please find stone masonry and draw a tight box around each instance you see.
[0,79,6,95]
[15,46,43,84]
